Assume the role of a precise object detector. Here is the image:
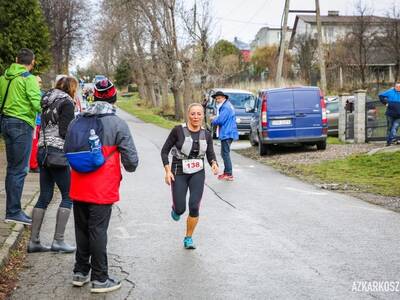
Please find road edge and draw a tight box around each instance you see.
[0,192,38,269]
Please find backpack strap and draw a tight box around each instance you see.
[0,78,16,115]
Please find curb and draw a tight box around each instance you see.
[0,192,38,269]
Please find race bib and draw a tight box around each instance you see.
[182,159,204,174]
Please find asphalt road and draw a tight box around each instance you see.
[11,109,400,300]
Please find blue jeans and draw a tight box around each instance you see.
[387,116,400,144]
[1,117,33,217]
[35,148,72,209]
[221,139,233,175]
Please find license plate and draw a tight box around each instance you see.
[271,119,291,126]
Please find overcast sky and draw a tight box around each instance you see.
[211,0,398,44]
[73,0,398,69]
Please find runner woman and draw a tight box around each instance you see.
[161,103,219,249]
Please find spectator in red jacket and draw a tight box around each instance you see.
[67,78,138,294]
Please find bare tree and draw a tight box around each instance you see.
[345,1,379,88]
[293,35,318,84]
[40,0,88,74]
[381,4,400,81]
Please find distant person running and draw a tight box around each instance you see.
[161,103,219,249]
[379,81,400,146]
[0,48,42,225]
[210,91,238,181]
[28,76,77,254]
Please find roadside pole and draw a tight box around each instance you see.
[315,0,327,93]
[275,0,290,87]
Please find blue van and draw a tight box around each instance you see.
[248,87,327,155]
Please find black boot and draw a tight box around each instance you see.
[51,207,76,253]
[28,208,51,253]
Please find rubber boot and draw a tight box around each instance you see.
[27,208,51,253]
[51,207,76,253]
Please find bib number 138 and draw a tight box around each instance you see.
[182,159,204,174]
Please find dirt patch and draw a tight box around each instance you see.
[236,142,400,213]
[0,229,29,300]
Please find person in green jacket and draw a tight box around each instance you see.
[0,48,42,225]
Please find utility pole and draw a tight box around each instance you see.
[315,0,327,93]
[275,0,290,87]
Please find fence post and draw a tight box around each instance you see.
[338,93,351,142]
[353,89,367,143]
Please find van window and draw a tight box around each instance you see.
[227,93,255,109]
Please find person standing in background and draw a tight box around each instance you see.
[379,81,400,146]
[210,91,239,181]
[29,76,44,173]
[0,48,41,225]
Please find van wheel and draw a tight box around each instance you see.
[316,140,327,150]
[249,130,258,146]
[258,135,270,156]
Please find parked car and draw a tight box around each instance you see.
[326,97,339,136]
[204,88,256,138]
[325,96,378,137]
[248,86,327,155]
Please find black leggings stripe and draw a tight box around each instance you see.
[171,170,205,217]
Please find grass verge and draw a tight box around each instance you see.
[268,151,400,197]
[117,94,180,129]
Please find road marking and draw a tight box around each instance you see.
[285,187,328,196]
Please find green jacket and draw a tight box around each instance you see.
[0,63,41,128]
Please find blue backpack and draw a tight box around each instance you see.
[64,114,113,173]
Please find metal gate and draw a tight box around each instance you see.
[365,99,400,142]
[345,100,354,140]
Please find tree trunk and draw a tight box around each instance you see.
[171,86,184,120]
[161,80,170,111]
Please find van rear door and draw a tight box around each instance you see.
[293,88,322,137]
[267,90,296,139]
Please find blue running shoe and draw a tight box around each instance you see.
[171,209,180,221]
[184,236,196,249]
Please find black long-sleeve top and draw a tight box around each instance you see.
[161,125,217,175]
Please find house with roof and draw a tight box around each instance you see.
[289,11,397,83]
[233,37,251,63]
[251,26,292,49]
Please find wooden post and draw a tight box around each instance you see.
[275,0,290,87]
[315,0,327,93]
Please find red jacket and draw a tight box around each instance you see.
[68,106,138,205]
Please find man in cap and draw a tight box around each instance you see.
[211,91,238,181]
[66,78,139,293]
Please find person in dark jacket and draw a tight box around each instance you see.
[28,76,77,254]
[379,81,400,146]
[161,103,219,249]
[210,91,238,181]
[68,78,138,294]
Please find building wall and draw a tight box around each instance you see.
[252,27,292,49]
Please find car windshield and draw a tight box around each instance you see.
[326,101,339,113]
[226,93,255,109]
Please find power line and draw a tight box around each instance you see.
[236,0,271,37]
[215,17,277,26]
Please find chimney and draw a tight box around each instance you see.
[328,11,339,16]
